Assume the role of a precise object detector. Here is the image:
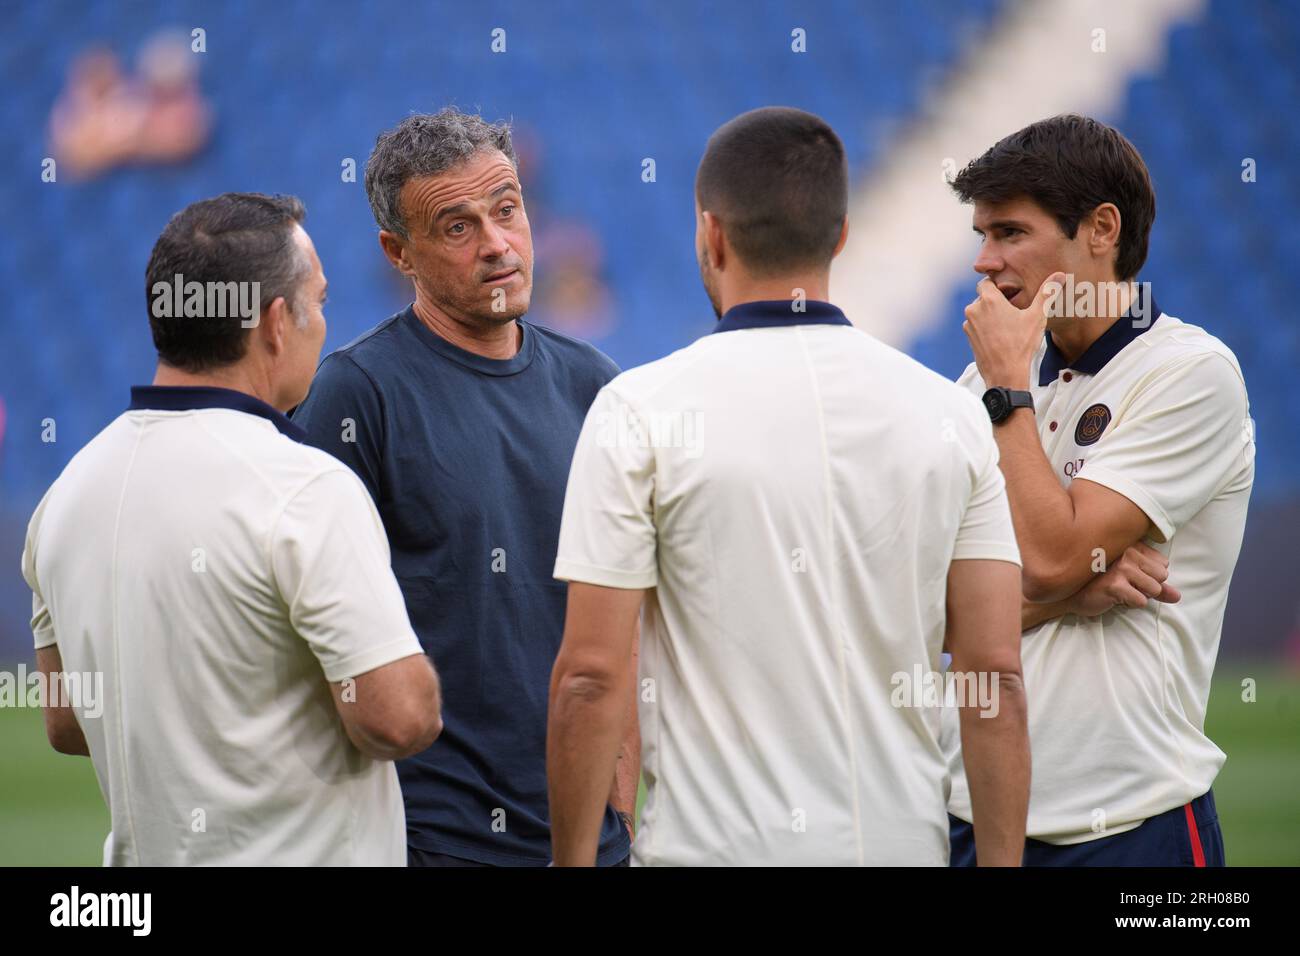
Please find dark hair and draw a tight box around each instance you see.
[951,114,1155,280]
[365,108,516,238]
[695,106,848,275]
[145,193,308,372]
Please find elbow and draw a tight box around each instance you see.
[348,667,444,760]
[996,668,1026,697]
[367,700,442,760]
[1020,558,1080,604]
[386,664,444,757]
[46,723,88,756]
[44,707,88,755]
[550,665,622,729]
[553,669,618,709]
[995,670,1028,723]
[385,706,443,759]
[1020,572,1056,604]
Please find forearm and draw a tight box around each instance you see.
[548,674,631,866]
[36,651,90,756]
[1021,595,1074,632]
[993,411,1082,599]
[609,688,640,829]
[610,720,640,830]
[609,624,641,829]
[959,673,1030,866]
[44,711,90,755]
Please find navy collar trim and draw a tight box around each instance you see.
[1038,287,1162,387]
[129,385,307,442]
[712,299,852,334]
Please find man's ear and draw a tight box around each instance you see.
[832,217,849,259]
[259,295,291,359]
[377,231,413,276]
[1087,203,1122,269]
[702,211,727,271]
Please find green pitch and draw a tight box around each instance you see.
[2,665,1296,866]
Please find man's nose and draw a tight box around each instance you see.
[973,241,1002,277]
[479,218,511,259]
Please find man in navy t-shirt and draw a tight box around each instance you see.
[293,108,634,866]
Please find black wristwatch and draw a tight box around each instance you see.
[981,386,1034,424]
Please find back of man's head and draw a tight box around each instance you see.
[145,192,308,372]
[696,107,848,276]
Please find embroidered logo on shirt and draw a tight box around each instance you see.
[1075,403,1111,446]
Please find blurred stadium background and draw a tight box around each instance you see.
[1,0,1296,864]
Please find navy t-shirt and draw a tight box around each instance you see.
[292,305,628,866]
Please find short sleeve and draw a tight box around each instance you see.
[954,360,985,399]
[553,384,658,589]
[1075,353,1252,541]
[952,415,1022,566]
[271,467,423,682]
[292,353,386,503]
[20,494,57,650]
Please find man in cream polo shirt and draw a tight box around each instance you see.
[546,108,1031,867]
[21,193,442,866]
[945,115,1253,865]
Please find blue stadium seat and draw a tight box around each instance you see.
[3,0,1292,517]
[920,0,1299,502]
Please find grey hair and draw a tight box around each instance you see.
[364,107,517,238]
[285,239,314,326]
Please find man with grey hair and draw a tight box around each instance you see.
[23,193,441,865]
[292,109,634,866]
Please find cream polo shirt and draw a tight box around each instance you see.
[22,386,424,866]
[555,301,1021,866]
[944,297,1254,843]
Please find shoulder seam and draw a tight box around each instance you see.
[1151,347,1246,387]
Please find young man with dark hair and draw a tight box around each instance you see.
[292,109,634,867]
[945,114,1254,865]
[548,106,1030,866]
[23,193,441,865]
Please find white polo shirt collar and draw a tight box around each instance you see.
[129,384,307,442]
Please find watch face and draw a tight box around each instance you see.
[983,389,1008,420]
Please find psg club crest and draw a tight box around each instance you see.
[1075,403,1111,446]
